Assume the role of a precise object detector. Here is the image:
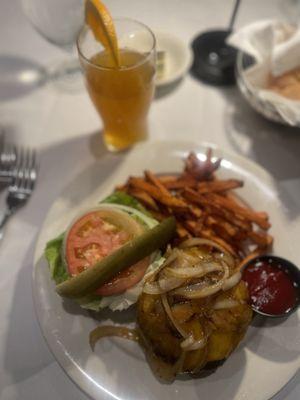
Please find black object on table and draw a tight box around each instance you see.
[190,0,241,85]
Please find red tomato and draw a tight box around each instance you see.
[95,257,149,296]
[65,209,149,296]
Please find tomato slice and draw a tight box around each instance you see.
[65,209,149,296]
[95,257,150,296]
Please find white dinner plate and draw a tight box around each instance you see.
[33,141,300,400]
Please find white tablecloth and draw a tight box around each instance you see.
[0,0,299,398]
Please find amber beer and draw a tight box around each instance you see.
[85,50,155,151]
[78,19,156,151]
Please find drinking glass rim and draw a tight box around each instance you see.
[77,17,156,71]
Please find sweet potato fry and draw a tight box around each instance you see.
[147,210,168,222]
[205,215,238,237]
[182,187,206,204]
[129,177,188,209]
[205,193,270,230]
[146,173,198,190]
[200,229,237,256]
[129,189,159,211]
[204,204,252,231]
[238,250,262,270]
[248,231,273,248]
[144,170,170,196]
[176,222,191,239]
[162,177,198,190]
[232,230,248,242]
[197,179,243,194]
[189,205,203,218]
[156,175,179,183]
[183,188,270,230]
[182,220,198,235]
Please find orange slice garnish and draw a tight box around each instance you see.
[85,0,120,67]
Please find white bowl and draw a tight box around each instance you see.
[154,31,193,86]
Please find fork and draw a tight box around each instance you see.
[0,148,37,241]
[0,131,17,184]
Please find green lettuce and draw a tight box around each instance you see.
[76,294,105,311]
[45,233,69,284]
[102,191,151,215]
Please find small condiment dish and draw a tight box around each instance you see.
[154,31,193,87]
[242,255,300,318]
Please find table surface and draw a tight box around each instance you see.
[0,0,299,399]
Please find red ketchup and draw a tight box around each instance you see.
[242,258,299,315]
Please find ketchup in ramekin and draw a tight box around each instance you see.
[242,256,300,317]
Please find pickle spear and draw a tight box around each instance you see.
[56,217,176,298]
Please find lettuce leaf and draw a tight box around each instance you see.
[44,233,69,284]
[102,191,151,215]
[76,294,104,311]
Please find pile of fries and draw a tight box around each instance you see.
[118,150,273,262]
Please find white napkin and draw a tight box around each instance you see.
[228,20,300,126]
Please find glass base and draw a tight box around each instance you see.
[0,54,47,101]
[103,126,148,152]
[190,30,237,86]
